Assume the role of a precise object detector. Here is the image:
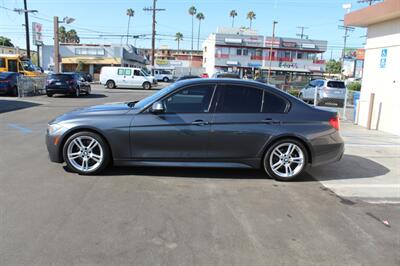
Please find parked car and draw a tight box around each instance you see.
[212,72,241,79]
[154,69,173,82]
[46,79,344,181]
[0,72,20,96]
[175,75,200,82]
[99,66,157,90]
[299,79,346,107]
[76,71,93,82]
[45,73,91,97]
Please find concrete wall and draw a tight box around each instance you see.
[358,18,400,135]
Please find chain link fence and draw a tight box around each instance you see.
[17,76,47,97]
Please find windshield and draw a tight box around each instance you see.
[21,60,36,72]
[141,69,150,76]
[133,83,178,110]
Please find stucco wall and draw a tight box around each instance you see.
[358,18,400,135]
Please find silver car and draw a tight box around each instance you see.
[299,79,346,107]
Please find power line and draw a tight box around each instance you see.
[296,26,308,39]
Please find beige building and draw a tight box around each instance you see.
[345,0,400,135]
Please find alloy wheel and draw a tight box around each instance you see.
[269,143,304,178]
[67,136,103,173]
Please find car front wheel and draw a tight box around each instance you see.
[263,139,308,181]
[142,82,151,90]
[63,131,110,175]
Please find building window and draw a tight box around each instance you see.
[297,52,303,59]
[243,49,248,56]
[236,49,242,56]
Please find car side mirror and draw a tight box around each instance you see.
[151,101,165,113]
[80,77,85,82]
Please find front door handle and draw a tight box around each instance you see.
[262,118,281,124]
[191,120,209,126]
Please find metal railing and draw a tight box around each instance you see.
[17,76,47,97]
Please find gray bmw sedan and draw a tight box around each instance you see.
[46,79,344,181]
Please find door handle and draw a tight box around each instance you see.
[262,118,281,124]
[191,120,209,126]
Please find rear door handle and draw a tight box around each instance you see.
[192,120,209,126]
[262,118,281,124]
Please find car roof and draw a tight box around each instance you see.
[176,78,281,90]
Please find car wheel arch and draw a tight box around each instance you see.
[260,134,313,165]
[59,127,113,163]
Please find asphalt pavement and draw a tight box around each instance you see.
[0,84,399,265]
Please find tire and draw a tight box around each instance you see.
[142,82,151,90]
[47,92,53,97]
[63,131,111,175]
[162,77,169,82]
[106,80,115,89]
[263,138,308,181]
[11,86,18,97]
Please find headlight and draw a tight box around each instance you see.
[47,123,64,135]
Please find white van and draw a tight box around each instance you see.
[99,66,157,90]
[154,69,174,82]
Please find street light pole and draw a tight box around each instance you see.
[23,0,30,58]
[53,16,60,73]
[267,21,278,84]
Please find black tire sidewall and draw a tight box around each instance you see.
[163,77,169,82]
[106,80,115,89]
[263,139,308,181]
[62,131,110,175]
[143,82,151,90]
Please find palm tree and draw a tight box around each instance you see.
[196,12,205,50]
[247,11,256,28]
[188,6,197,53]
[126,8,135,45]
[175,32,183,53]
[229,10,238,27]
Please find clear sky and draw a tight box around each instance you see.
[0,0,369,59]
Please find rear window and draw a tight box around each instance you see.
[327,81,345,88]
[48,74,74,80]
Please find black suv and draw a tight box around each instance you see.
[46,73,91,97]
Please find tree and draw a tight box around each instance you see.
[229,10,238,27]
[175,32,183,53]
[0,36,14,47]
[325,59,342,74]
[196,12,205,51]
[59,26,67,43]
[188,6,197,53]
[126,8,135,45]
[246,11,256,28]
[59,27,80,43]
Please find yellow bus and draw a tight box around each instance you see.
[0,54,42,77]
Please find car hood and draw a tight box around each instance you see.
[50,102,138,124]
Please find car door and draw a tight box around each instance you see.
[207,84,285,159]
[130,83,216,159]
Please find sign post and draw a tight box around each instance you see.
[32,22,43,67]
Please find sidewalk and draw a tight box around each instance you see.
[309,121,400,203]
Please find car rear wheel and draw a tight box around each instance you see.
[263,139,308,181]
[11,86,18,97]
[142,82,151,90]
[106,80,115,89]
[47,92,53,97]
[63,131,110,175]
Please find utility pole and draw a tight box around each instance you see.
[267,21,278,84]
[296,26,309,39]
[13,2,38,59]
[53,16,60,73]
[338,22,355,80]
[143,0,165,73]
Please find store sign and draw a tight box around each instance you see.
[169,61,182,66]
[224,38,242,44]
[301,43,316,49]
[248,63,262,67]
[380,48,387,68]
[32,22,43,46]
[226,60,239,66]
[356,49,365,60]
[282,41,296,48]
[156,59,169,65]
[265,39,280,47]
[243,38,262,46]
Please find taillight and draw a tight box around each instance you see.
[329,116,340,130]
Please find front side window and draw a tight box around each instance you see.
[134,70,141,76]
[8,59,17,72]
[162,84,215,113]
[0,58,5,68]
[216,85,263,113]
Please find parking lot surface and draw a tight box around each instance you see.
[1,85,399,265]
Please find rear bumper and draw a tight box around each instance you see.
[46,86,75,94]
[310,130,344,167]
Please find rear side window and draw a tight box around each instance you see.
[117,68,124,75]
[216,85,263,113]
[125,69,132,76]
[262,91,288,113]
[0,58,5,68]
[327,81,345,88]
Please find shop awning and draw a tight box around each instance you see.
[61,57,121,65]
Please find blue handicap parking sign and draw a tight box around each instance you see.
[381,49,387,58]
[380,58,386,68]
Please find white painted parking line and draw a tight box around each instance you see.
[345,144,400,147]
